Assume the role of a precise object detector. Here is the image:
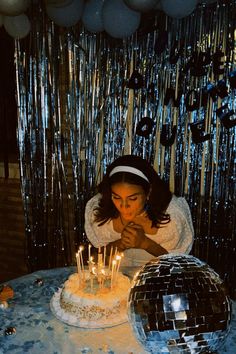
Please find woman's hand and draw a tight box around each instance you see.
[120,222,168,256]
[120,223,147,249]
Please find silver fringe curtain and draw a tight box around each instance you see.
[16,1,235,294]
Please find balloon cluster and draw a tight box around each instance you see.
[0,0,218,40]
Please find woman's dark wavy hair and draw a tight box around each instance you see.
[94,155,172,227]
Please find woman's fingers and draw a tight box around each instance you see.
[121,223,145,248]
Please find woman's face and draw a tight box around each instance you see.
[111,182,147,222]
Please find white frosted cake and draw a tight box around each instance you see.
[50,269,131,328]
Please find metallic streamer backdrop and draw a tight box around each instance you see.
[15,1,235,294]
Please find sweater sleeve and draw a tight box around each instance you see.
[156,196,194,254]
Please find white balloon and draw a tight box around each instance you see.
[4,14,31,39]
[124,0,159,12]
[46,0,84,27]
[102,0,141,39]
[82,0,104,33]
[0,0,30,16]
[0,14,4,27]
[160,0,198,19]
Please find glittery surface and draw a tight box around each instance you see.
[0,265,235,353]
[128,254,233,354]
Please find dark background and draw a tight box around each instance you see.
[0,28,18,175]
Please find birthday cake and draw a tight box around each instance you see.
[50,250,131,328]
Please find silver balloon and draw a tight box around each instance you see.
[45,0,74,7]
[198,0,217,4]
[46,0,84,27]
[128,254,231,354]
[161,0,198,19]
[4,14,31,39]
[102,0,141,38]
[82,0,104,33]
[0,14,4,27]
[124,0,160,12]
[0,0,30,16]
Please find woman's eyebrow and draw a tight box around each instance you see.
[111,191,140,198]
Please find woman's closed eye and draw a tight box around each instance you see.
[128,197,137,201]
[111,195,120,200]
[112,194,137,202]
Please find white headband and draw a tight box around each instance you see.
[109,166,149,183]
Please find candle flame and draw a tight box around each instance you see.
[91,266,97,275]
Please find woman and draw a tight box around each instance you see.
[85,155,194,267]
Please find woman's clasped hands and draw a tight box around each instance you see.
[120,222,148,250]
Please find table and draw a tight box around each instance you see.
[0,267,235,354]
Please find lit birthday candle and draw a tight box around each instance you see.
[88,243,91,261]
[115,254,122,277]
[98,248,103,267]
[79,246,85,280]
[88,256,94,272]
[114,247,118,258]
[90,266,96,292]
[101,268,106,289]
[76,251,81,278]
[108,246,113,270]
[103,246,106,267]
[111,259,117,288]
[79,246,84,272]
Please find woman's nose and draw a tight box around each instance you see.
[120,200,129,208]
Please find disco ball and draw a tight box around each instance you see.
[128,254,231,354]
